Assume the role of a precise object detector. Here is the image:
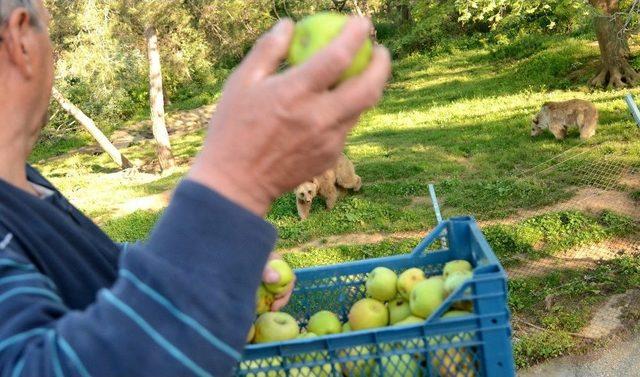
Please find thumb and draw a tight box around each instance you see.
[263,266,280,284]
[236,19,294,83]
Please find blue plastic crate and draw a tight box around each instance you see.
[237,217,515,376]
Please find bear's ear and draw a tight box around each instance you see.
[312,178,320,187]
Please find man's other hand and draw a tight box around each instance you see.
[189,16,391,216]
[262,253,295,311]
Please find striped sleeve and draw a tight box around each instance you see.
[0,180,277,377]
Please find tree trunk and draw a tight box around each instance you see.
[352,0,377,41]
[145,25,175,171]
[51,88,133,169]
[589,0,640,88]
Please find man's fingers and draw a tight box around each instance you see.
[271,279,295,311]
[236,19,294,83]
[262,266,280,284]
[329,46,391,122]
[286,17,371,92]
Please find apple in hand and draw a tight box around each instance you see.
[256,285,276,314]
[365,267,398,302]
[264,259,295,295]
[397,268,426,300]
[443,260,472,279]
[307,311,342,336]
[410,277,445,319]
[288,12,373,83]
[254,312,300,343]
[388,297,412,325]
[348,298,389,331]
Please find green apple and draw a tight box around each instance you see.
[381,353,421,377]
[342,322,351,333]
[365,267,398,302]
[288,12,373,83]
[442,310,472,319]
[410,277,445,319]
[254,312,300,344]
[307,310,342,336]
[444,271,473,297]
[264,260,295,295]
[394,315,425,326]
[388,297,412,325]
[397,268,426,300]
[348,298,389,331]
[256,285,275,315]
[297,332,318,339]
[247,324,256,343]
[443,260,472,279]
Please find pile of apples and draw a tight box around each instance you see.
[246,259,476,376]
[249,259,474,344]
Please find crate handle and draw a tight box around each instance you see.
[410,221,449,257]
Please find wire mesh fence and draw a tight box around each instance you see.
[438,142,640,369]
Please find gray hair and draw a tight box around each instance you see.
[0,0,40,27]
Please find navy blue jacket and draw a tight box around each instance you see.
[0,166,277,376]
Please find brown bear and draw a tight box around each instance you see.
[531,99,598,140]
[294,154,362,220]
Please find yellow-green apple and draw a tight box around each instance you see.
[288,12,373,83]
[444,271,473,296]
[297,332,318,339]
[365,267,398,302]
[394,316,425,326]
[410,277,445,319]
[348,298,389,331]
[388,297,412,325]
[397,268,426,300]
[254,312,300,344]
[442,310,472,319]
[256,285,276,314]
[307,311,342,336]
[443,260,472,279]
[247,324,256,343]
[342,323,351,333]
[264,260,295,295]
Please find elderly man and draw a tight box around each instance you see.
[0,0,390,376]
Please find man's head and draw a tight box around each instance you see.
[0,0,53,147]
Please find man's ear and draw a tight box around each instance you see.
[3,8,36,79]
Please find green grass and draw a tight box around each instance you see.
[35,35,640,247]
[511,256,640,368]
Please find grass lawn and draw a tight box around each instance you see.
[34,34,640,368]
